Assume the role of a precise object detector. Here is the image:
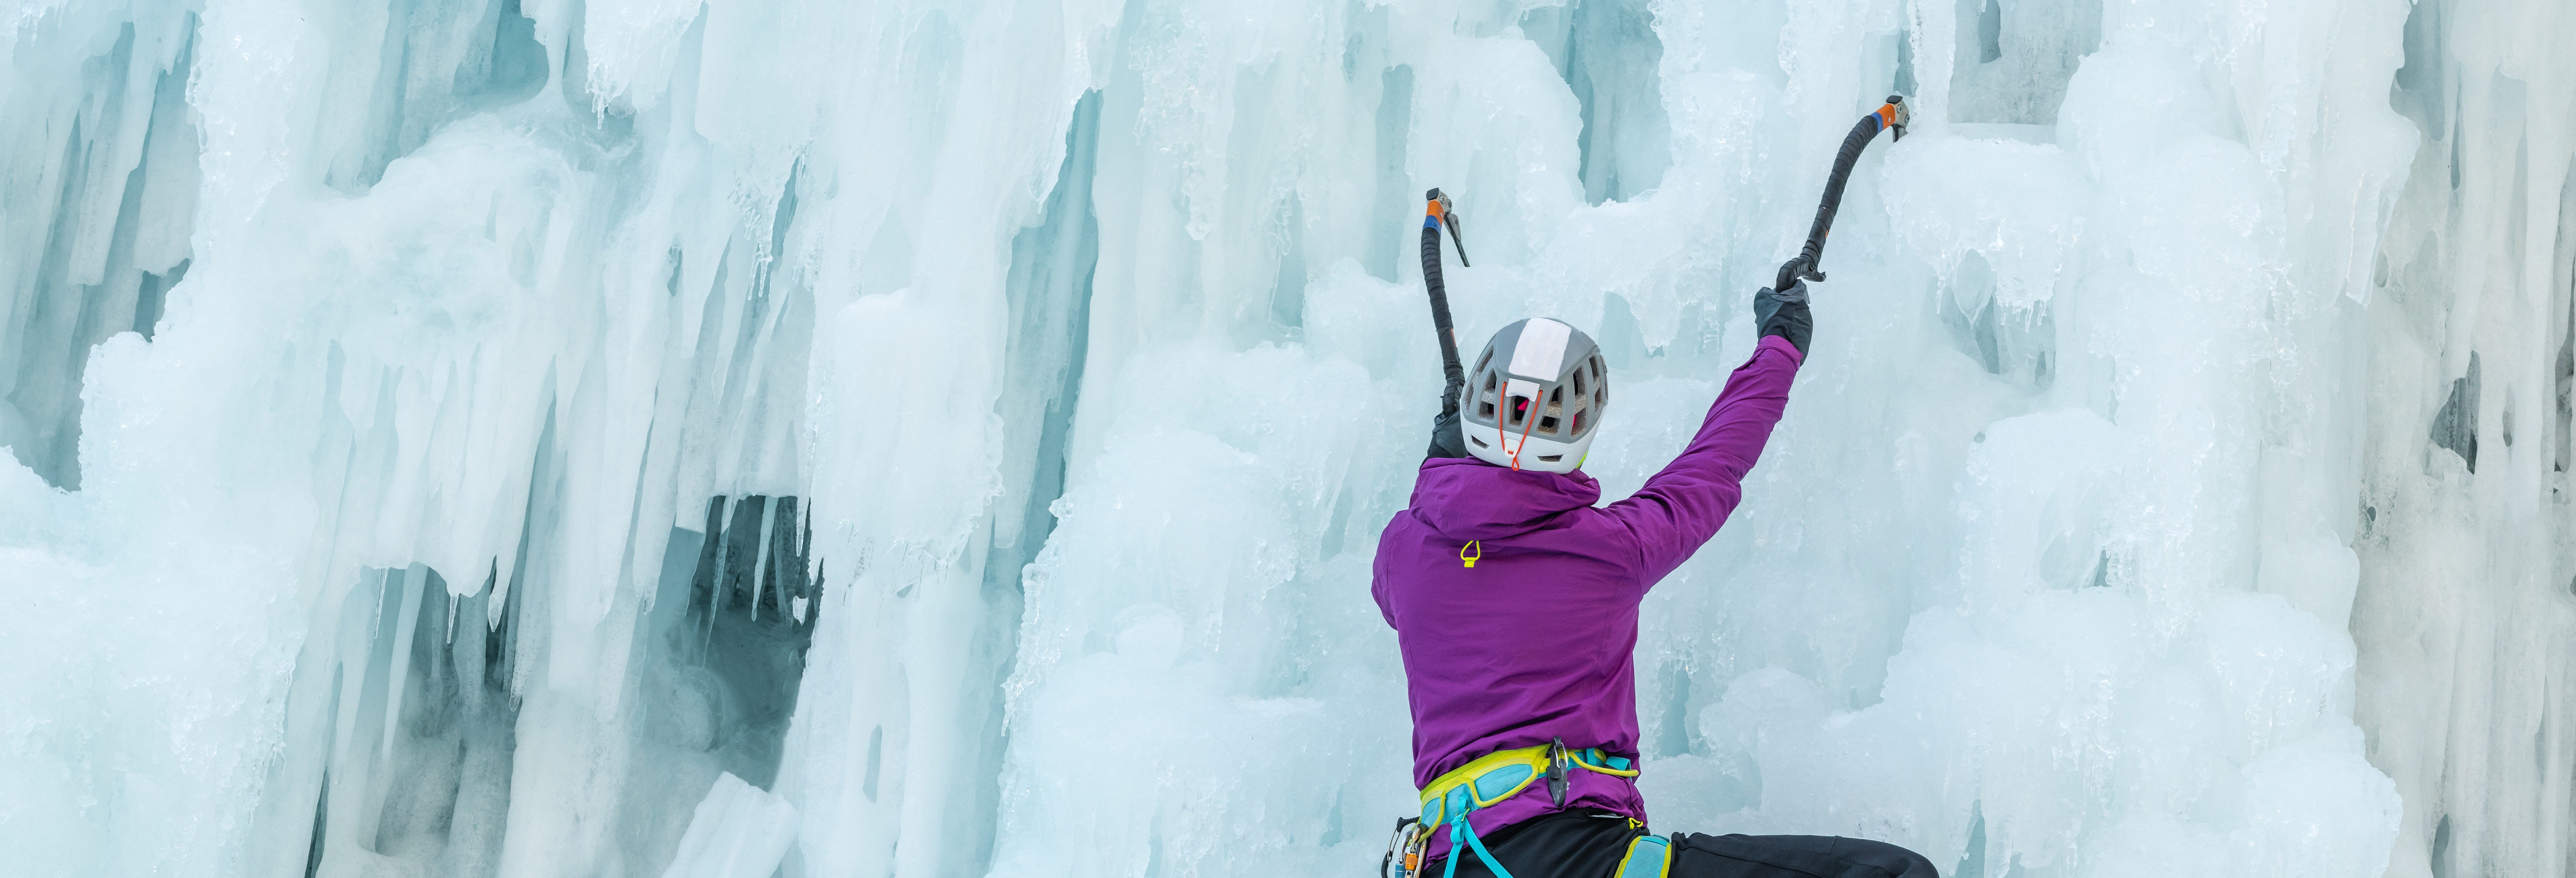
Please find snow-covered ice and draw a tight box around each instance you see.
[1,0,2569,876]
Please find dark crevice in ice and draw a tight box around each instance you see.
[2557,301,2573,473]
[471,0,551,102]
[2432,351,2481,473]
[284,384,549,876]
[2429,813,2454,878]
[15,113,94,489]
[2391,0,2448,144]
[1957,801,1989,877]
[301,565,523,873]
[1976,0,2003,63]
[6,16,200,490]
[282,409,542,876]
[301,669,338,878]
[134,257,186,339]
[2554,152,2575,473]
[1935,252,2054,391]
[611,495,821,870]
[939,87,1108,874]
[1946,0,2097,124]
[757,158,804,299]
[1652,658,1693,758]
[2449,96,2464,192]
[1521,0,1671,205]
[1595,292,1659,371]
[325,0,553,192]
[678,495,820,787]
[996,89,1104,595]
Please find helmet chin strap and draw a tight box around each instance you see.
[1504,392,1540,471]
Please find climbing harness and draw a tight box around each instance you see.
[1380,738,1641,878]
[1383,811,1671,878]
[1772,96,1909,293]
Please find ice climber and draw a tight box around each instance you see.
[1373,193,1939,878]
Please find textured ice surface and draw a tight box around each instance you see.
[1,0,2570,876]
[663,773,800,878]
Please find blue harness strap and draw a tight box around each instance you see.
[1441,808,1516,878]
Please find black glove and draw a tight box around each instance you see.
[1427,377,1470,459]
[1754,280,1812,357]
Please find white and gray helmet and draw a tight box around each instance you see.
[1463,318,1608,473]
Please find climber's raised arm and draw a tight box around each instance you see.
[1602,280,1810,581]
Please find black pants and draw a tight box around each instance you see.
[1432,809,1939,878]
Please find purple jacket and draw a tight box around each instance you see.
[1372,336,1803,858]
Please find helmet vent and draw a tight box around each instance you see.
[1537,454,1563,462]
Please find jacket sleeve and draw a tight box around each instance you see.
[1602,336,1802,584]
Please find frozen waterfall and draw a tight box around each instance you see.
[1,0,2569,876]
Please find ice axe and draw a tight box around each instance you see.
[1422,188,1469,412]
[1773,95,1908,292]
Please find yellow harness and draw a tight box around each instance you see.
[1394,740,1666,878]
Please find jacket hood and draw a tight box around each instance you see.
[1408,457,1602,540]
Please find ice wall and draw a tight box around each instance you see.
[0,0,2568,876]
[2354,1,2576,876]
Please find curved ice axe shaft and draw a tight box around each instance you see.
[1776,96,1909,292]
[1422,188,1469,413]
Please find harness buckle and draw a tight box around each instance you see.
[1546,738,1569,807]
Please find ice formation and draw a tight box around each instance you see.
[0,0,2569,876]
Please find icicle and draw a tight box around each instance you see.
[749,496,776,623]
[378,566,425,763]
